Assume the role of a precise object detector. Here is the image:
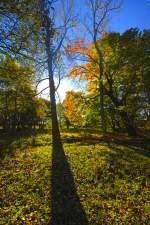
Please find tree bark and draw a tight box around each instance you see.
[94,40,107,132]
[43,4,62,149]
[99,76,106,132]
[47,58,62,149]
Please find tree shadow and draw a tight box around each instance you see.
[63,136,150,159]
[106,138,150,158]
[50,143,88,225]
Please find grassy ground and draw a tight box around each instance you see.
[0,130,150,224]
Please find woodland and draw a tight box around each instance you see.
[0,0,150,225]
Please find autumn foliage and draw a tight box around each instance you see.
[63,91,86,127]
[65,39,89,57]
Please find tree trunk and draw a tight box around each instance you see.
[65,117,70,130]
[39,0,62,149]
[120,111,137,137]
[94,40,106,132]
[4,92,9,132]
[48,68,62,149]
[111,116,116,131]
[12,95,17,132]
[99,79,106,132]
[45,25,62,149]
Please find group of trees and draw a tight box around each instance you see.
[0,57,49,132]
[0,0,149,139]
[63,28,150,136]
[0,0,45,132]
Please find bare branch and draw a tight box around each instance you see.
[35,86,49,96]
[36,77,49,88]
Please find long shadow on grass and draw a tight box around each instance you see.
[65,137,150,158]
[50,143,88,225]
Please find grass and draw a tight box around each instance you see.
[0,131,150,224]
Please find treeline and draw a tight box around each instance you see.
[61,28,150,136]
[0,57,49,132]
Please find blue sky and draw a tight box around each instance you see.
[75,0,150,32]
[109,0,150,32]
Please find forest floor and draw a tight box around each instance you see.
[0,129,150,225]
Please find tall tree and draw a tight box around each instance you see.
[84,0,120,132]
[65,0,120,132]
[38,0,75,148]
[0,0,75,147]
